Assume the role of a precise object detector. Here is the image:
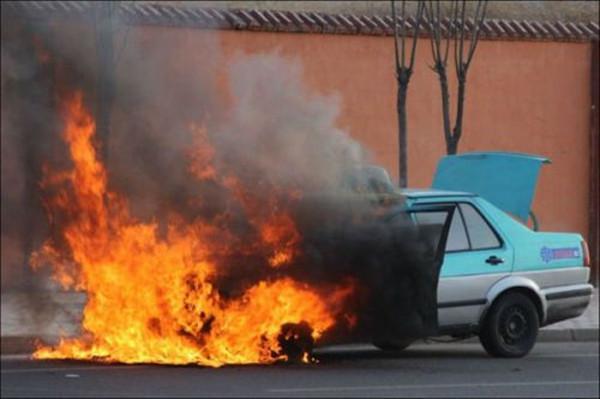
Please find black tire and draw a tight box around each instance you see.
[373,340,412,352]
[479,292,539,358]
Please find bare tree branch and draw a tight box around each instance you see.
[392,0,401,72]
[400,0,406,68]
[425,0,488,154]
[465,0,488,68]
[408,1,425,71]
[444,0,457,65]
[425,1,437,68]
[453,0,460,75]
[425,1,443,68]
[458,0,466,76]
[437,3,448,66]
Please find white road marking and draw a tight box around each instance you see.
[534,353,598,358]
[268,380,599,393]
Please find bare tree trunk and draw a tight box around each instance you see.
[397,77,409,188]
[449,75,466,154]
[434,64,453,154]
[391,0,424,188]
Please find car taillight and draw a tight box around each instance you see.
[581,240,590,267]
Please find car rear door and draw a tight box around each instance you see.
[442,201,514,329]
[412,200,514,331]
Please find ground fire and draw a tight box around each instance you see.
[30,91,357,366]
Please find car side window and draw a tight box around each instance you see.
[445,209,470,252]
[459,203,501,250]
[413,210,469,252]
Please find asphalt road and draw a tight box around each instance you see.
[1,342,598,398]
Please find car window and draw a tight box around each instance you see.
[413,210,469,252]
[412,212,445,251]
[459,203,501,249]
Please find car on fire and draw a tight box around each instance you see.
[374,152,593,358]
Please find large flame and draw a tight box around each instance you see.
[32,91,352,366]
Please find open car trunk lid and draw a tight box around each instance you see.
[431,152,550,222]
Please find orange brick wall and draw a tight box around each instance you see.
[215,30,591,239]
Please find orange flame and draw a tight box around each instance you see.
[261,213,300,268]
[32,91,352,366]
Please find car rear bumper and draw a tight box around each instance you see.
[541,283,594,326]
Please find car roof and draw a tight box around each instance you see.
[401,188,477,199]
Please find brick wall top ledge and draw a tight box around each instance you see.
[2,1,598,42]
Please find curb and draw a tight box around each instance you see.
[538,328,599,342]
[2,330,598,355]
[455,328,599,344]
[1,336,40,356]
[1,335,61,356]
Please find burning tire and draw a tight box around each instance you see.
[479,292,539,358]
[277,322,315,363]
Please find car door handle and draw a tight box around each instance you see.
[485,256,504,265]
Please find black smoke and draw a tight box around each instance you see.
[1,6,447,357]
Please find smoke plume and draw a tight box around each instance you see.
[1,6,444,361]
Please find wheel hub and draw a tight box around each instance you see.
[501,306,529,344]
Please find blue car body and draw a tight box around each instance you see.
[403,152,592,334]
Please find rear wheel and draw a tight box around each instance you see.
[479,292,539,358]
[373,340,412,352]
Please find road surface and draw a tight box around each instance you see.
[2,342,598,397]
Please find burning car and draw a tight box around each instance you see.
[27,90,589,365]
[375,152,593,358]
[30,92,454,366]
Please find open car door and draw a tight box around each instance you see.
[368,203,455,343]
[293,194,454,346]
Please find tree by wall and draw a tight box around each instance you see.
[391,0,425,188]
[424,0,488,155]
